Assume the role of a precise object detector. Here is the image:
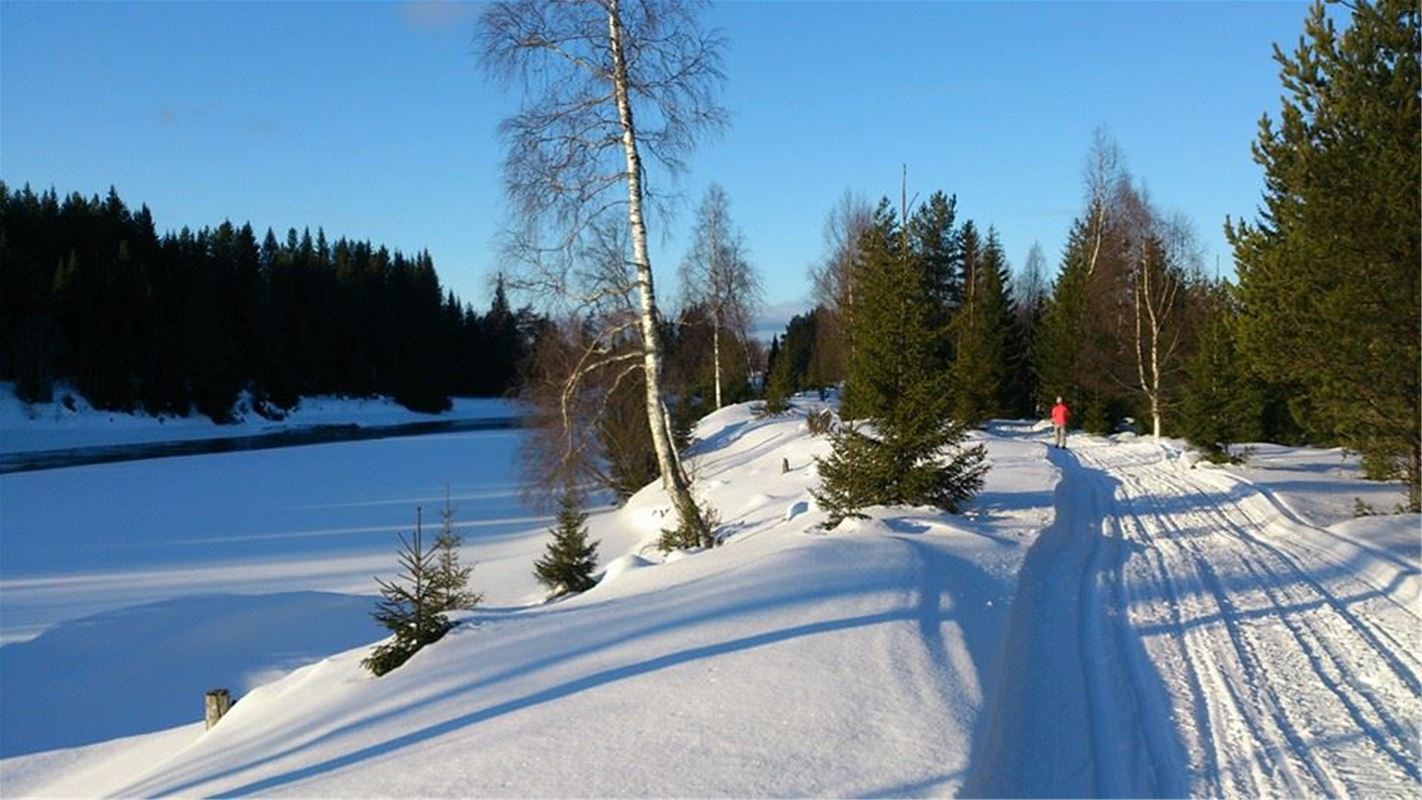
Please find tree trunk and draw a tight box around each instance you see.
[1409,440,1420,513]
[712,315,722,409]
[607,0,706,542]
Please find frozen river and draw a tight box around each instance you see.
[0,426,555,643]
[0,426,571,755]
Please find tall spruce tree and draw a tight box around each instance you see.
[1007,241,1049,418]
[1227,0,1420,508]
[534,491,601,597]
[1034,222,1092,423]
[814,202,987,529]
[950,226,1015,424]
[761,335,793,415]
[1179,282,1269,460]
[908,190,962,329]
[1034,217,1130,433]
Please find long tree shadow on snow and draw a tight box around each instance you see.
[128,533,1017,798]
[0,592,382,758]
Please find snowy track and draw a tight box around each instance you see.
[971,436,1421,798]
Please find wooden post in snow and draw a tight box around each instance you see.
[205,689,232,730]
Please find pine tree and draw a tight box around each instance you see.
[950,226,1015,424]
[814,203,987,529]
[534,492,601,596]
[362,508,453,676]
[1034,219,1124,433]
[430,488,482,613]
[1228,0,1420,508]
[1179,283,1267,460]
[908,190,961,327]
[760,335,793,415]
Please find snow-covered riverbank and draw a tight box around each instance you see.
[0,382,518,456]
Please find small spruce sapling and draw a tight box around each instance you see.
[534,491,601,597]
[758,352,793,416]
[431,486,482,613]
[658,494,721,552]
[362,507,453,676]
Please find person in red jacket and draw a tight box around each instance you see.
[1051,396,1070,449]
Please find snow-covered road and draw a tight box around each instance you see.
[971,436,1421,798]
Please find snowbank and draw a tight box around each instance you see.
[0,381,519,456]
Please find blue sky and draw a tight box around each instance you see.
[2,0,1309,328]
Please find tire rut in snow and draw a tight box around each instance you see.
[961,448,1187,798]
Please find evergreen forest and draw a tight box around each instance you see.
[0,182,541,420]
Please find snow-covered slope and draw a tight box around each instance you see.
[2,403,1055,797]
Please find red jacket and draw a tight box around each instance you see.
[1051,403,1070,426]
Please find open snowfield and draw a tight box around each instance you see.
[1,395,1417,797]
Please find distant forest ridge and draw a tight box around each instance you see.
[0,182,542,420]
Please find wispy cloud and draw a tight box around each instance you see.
[154,104,279,138]
[398,0,474,33]
[243,116,281,137]
[154,103,221,128]
[751,300,813,342]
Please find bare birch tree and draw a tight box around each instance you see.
[1083,127,1127,280]
[1014,240,1048,316]
[479,0,725,546]
[678,183,761,409]
[1130,235,1186,438]
[808,190,873,383]
[1112,183,1201,438]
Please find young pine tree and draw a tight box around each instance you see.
[534,492,601,596]
[760,337,793,415]
[430,488,482,613]
[814,204,987,529]
[362,508,453,676]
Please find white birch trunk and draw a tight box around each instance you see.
[712,315,722,409]
[1132,248,1168,439]
[607,0,703,535]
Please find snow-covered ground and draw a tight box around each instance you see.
[2,399,1417,797]
[0,382,518,456]
[0,424,606,757]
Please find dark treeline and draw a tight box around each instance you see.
[0,183,542,420]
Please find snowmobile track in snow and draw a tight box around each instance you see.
[966,435,1420,799]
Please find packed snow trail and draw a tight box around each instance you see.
[969,435,1421,798]
[964,446,1188,798]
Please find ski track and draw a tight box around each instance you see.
[1068,437,1421,798]
[966,432,1419,799]
[964,446,1186,798]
